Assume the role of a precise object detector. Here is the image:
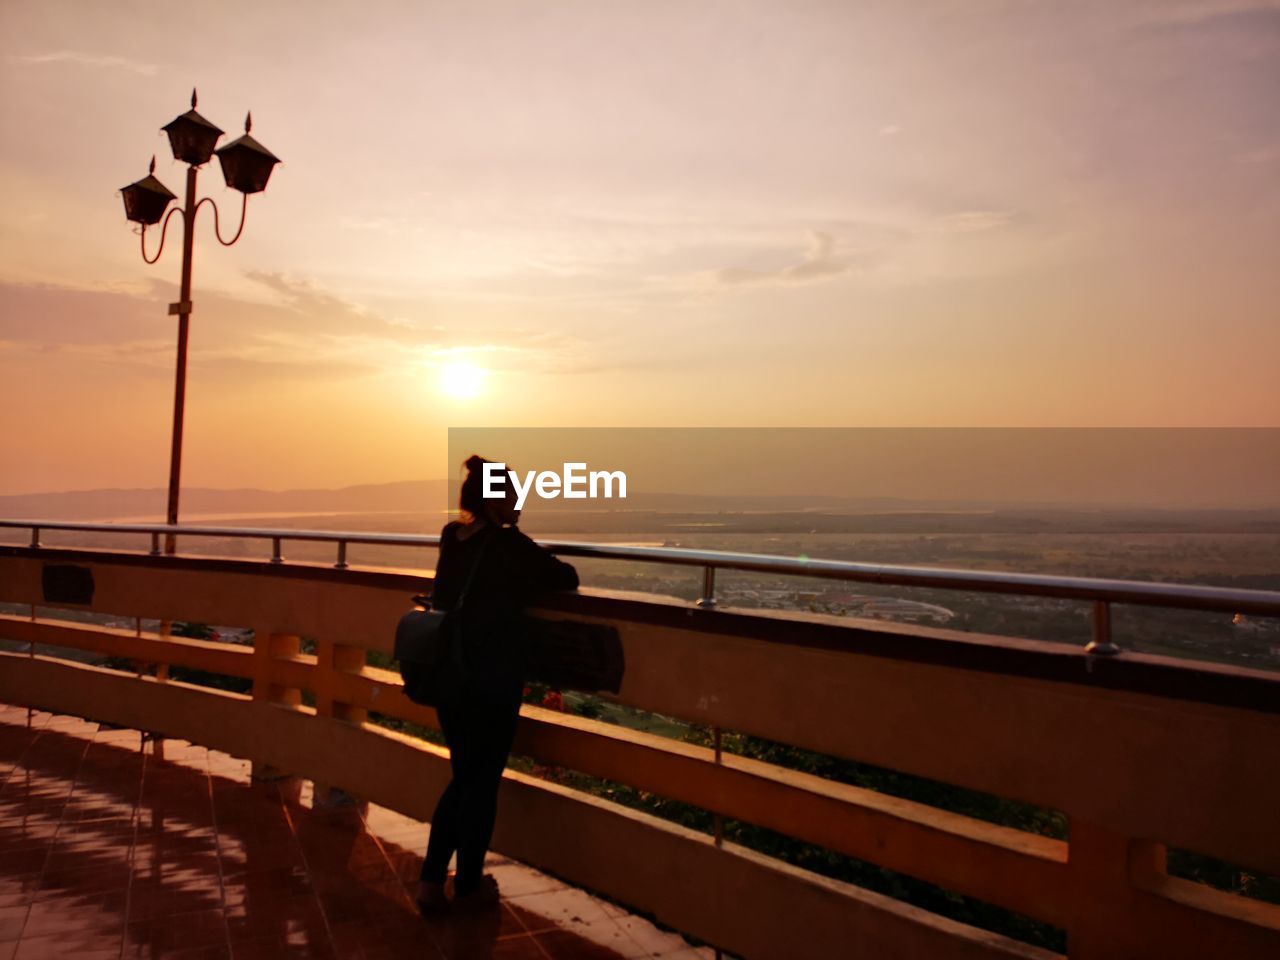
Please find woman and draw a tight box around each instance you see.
[417,455,579,913]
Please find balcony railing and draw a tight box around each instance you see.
[7,519,1280,652]
[1,521,1278,959]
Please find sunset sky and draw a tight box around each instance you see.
[1,1,1278,496]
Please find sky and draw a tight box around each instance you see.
[1,0,1278,496]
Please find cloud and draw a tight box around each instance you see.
[196,355,377,380]
[14,51,158,76]
[337,215,419,234]
[0,281,159,346]
[245,271,446,346]
[921,210,1016,234]
[714,231,863,287]
[0,337,173,371]
[1237,144,1280,163]
[1138,0,1280,27]
[242,271,617,373]
[0,275,632,388]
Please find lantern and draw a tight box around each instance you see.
[214,113,280,194]
[120,157,177,225]
[161,89,224,165]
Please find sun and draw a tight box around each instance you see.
[438,360,488,400]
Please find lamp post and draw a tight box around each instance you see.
[120,89,280,554]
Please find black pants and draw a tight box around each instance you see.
[420,689,521,890]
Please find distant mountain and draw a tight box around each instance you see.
[4,481,1278,524]
[0,480,450,520]
[0,480,1071,522]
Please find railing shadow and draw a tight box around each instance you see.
[0,716,523,958]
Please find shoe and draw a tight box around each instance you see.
[451,874,500,910]
[415,880,449,917]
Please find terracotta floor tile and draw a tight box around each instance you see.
[228,932,338,959]
[56,816,138,839]
[534,927,632,959]
[35,862,132,899]
[219,844,305,875]
[225,892,326,943]
[505,899,558,937]
[122,941,233,959]
[596,900,629,920]
[133,821,215,843]
[12,932,123,960]
[483,935,551,959]
[0,710,706,960]
[315,887,408,925]
[488,864,568,899]
[0,802,64,822]
[127,907,229,953]
[21,894,125,939]
[43,848,117,873]
[0,905,28,943]
[0,876,43,909]
[220,865,313,904]
[0,824,57,850]
[0,854,45,880]
[510,889,611,929]
[559,919,640,957]
[442,902,528,942]
[431,918,544,960]
[377,847,423,885]
[94,728,144,745]
[360,939,446,960]
[126,876,224,920]
[618,916,698,950]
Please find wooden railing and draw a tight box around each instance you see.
[1,543,1278,959]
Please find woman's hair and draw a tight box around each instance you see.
[458,454,508,519]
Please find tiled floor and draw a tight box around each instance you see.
[0,704,713,959]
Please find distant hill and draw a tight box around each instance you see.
[4,480,1280,530]
[0,479,1105,522]
[0,480,451,520]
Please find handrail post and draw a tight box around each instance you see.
[29,526,40,549]
[1086,600,1120,655]
[334,540,348,570]
[712,726,724,848]
[250,627,302,782]
[150,532,161,556]
[1065,818,1166,958]
[270,537,284,564]
[314,637,366,806]
[696,565,718,608]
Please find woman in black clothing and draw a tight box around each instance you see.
[416,455,579,913]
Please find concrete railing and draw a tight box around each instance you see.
[1,541,1278,959]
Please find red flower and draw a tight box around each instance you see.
[540,691,565,712]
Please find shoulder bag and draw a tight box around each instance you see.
[395,527,494,706]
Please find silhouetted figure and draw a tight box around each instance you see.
[417,455,578,914]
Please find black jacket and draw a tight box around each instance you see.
[430,521,579,700]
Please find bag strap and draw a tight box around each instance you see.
[444,524,496,611]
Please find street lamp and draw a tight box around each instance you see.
[119,89,280,554]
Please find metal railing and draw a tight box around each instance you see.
[5,518,1280,656]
